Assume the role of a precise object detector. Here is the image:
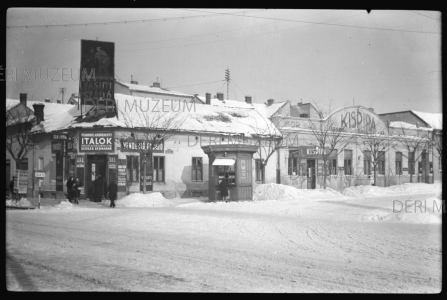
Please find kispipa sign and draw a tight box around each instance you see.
[329,106,387,134]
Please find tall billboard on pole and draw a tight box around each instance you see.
[79,40,115,117]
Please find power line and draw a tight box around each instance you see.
[117,10,333,48]
[182,9,441,34]
[410,10,440,21]
[6,9,261,29]
[115,12,367,52]
[165,80,225,89]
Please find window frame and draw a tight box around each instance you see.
[378,151,385,175]
[395,152,402,175]
[344,149,352,175]
[38,157,44,171]
[126,155,139,183]
[363,150,371,177]
[153,156,165,182]
[409,151,415,175]
[191,157,203,182]
[255,159,263,181]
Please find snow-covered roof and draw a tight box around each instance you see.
[194,96,287,118]
[51,93,281,137]
[411,110,442,130]
[116,81,194,97]
[389,121,432,132]
[7,99,79,132]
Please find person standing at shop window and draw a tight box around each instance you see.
[72,178,82,204]
[107,179,117,208]
[219,179,230,203]
[9,176,16,200]
[93,175,105,202]
[66,176,75,203]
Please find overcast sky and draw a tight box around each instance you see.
[6,8,442,114]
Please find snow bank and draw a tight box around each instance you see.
[38,200,78,211]
[362,196,443,224]
[112,192,172,207]
[342,183,441,198]
[253,183,348,201]
[6,198,33,207]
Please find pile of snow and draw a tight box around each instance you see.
[342,183,441,198]
[253,183,348,201]
[6,198,33,207]
[363,196,443,224]
[38,200,78,211]
[112,192,173,207]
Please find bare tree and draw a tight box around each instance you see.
[356,123,397,186]
[306,102,356,189]
[432,129,442,170]
[391,123,432,183]
[6,103,36,172]
[246,114,286,184]
[118,100,187,193]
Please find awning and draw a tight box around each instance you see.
[212,159,235,166]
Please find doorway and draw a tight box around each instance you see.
[86,155,107,199]
[307,159,316,189]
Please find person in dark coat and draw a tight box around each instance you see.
[219,179,230,202]
[72,178,82,204]
[66,176,75,203]
[93,175,104,202]
[107,179,118,208]
[9,176,16,200]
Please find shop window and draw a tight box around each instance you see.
[328,149,337,175]
[430,162,433,174]
[50,155,56,184]
[328,159,337,175]
[395,152,402,175]
[16,158,28,171]
[288,157,298,175]
[344,150,352,175]
[126,156,139,182]
[363,150,371,176]
[192,157,203,182]
[38,157,44,171]
[153,156,165,182]
[439,157,442,172]
[255,159,264,181]
[378,151,385,175]
[409,152,415,175]
[218,165,236,184]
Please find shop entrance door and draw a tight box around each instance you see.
[307,159,316,189]
[86,155,107,199]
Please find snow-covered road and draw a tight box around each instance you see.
[6,192,442,292]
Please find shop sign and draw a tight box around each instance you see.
[297,146,330,158]
[120,139,164,153]
[14,169,28,193]
[35,172,45,178]
[52,133,69,140]
[79,132,114,152]
[51,140,66,155]
[117,161,127,187]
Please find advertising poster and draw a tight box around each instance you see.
[14,169,28,194]
[79,40,115,113]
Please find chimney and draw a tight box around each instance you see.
[44,98,51,103]
[368,108,374,112]
[32,103,45,125]
[19,93,27,105]
[130,75,138,85]
[216,92,224,101]
[152,82,161,88]
[267,99,274,106]
[245,96,252,104]
[206,93,211,105]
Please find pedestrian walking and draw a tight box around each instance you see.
[219,179,230,202]
[107,179,118,208]
[93,175,105,202]
[66,176,75,203]
[72,178,82,204]
[9,176,16,201]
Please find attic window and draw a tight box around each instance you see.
[300,113,309,118]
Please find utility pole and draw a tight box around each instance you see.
[60,87,66,104]
[225,68,230,100]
